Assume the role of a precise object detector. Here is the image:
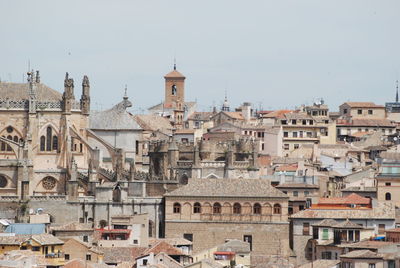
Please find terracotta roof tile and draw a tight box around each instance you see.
[142,241,185,256]
[342,102,384,108]
[164,70,185,78]
[318,193,370,205]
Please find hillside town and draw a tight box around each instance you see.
[0,66,399,268]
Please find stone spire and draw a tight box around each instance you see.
[63,72,75,113]
[80,75,90,115]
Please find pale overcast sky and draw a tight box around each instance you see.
[1,0,399,113]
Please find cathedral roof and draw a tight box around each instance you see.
[165,178,288,198]
[164,70,185,79]
[90,97,142,130]
[0,82,63,101]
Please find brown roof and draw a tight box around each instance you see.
[342,102,384,108]
[165,178,288,198]
[337,118,395,127]
[340,240,394,249]
[0,82,63,101]
[318,193,370,205]
[333,219,364,229]
[275,165,298,172]
[0,234,64,246]
[142,241,186,257]
[188,112,214,121]
[134,114,173,133]
[276,183,319,189]
[164,70,185,78]
[261,110,292,119]
[312,219,338,227]
[149,238,193,246]
[298,260,341,268]
[174,129,195,134]
[93,246,146,264]
[223,112,244,120]
[340,249,382,259]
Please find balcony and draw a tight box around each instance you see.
[200,213,279,222]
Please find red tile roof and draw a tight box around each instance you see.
[142,241,186,256]
[342,102,384,108]
[318,193,370,205]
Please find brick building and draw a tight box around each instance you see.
[164,178,291,259]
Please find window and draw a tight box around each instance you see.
[273,204,281,214]
[193,202,201,213]
[244,235,252,251]
[294,144,299,149]
[52,136,58,151]
[378,224,385,235]
[302,120,307,125]
[292,132,298,138]
[343,108,348,114]
[46,127,52,151]
[253,203,261,214]
[135,140,139,155]
[293,191,298,197]
[32,246,40,251]
[322,228,329,240]
[292,119,297,125]
[143,260,148,265]
[184,233,193,242]
[171,85,177,95]
[303,223,310,235]
[233,203,241,214]
[83,236,88,242]
[0,175,7,188]
[309,120,313,125]
[321,251,332,259]
[385,192,391,201]
[283,144,289,150]
[86,254,91,261]
[65,254,70,260]
[40,136,45,151]
[358,109,362,114]
[213,203,221,214]
[299,131,303,138]
[368,264,376,268]
[173,203,181,213]
[281,120,287,125]
[261,143,265,150]
[299,205,304,211]
[283,132,288,137]
[368,110,373,115]
[304,191,309,196]
[386,182,391,186]
[133,239,138,244]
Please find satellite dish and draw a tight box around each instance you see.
[394,137,398,141]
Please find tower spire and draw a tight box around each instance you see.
[173,57,176,70]
[396,80,399,103]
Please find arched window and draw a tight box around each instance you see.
[0,175,7,188]
[6,135,12,151]
[42,176,57,190]
[273,204,282,214]
[193,202,201,214]
[172,85,177,96]
[1,137,5,151]
[233,203,241,214]
[385,192,391,201]
[52,136,58,151]
[173,203,181,213]
[213,203,221,214]
[13,136,18,143]
[253,203,262,214]
[46,127,52,151]
[39,136,45,151]
[112,186,121,202]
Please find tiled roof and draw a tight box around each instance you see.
[89,98,142,130]
[341,186,376,193]
[31,234,64,245]
[339,240,394,249]
[261,110,292,119]
[164,70,185,78]
[284,112,312,120]
[312,219,338,227]
[149,238,193,246]
[64,258,110,268]
[318,193,370,205]
[342,102,384,108]
[188,112,214,121]
[93,246,146,263]
[164,178,288,198]
[216,239,250,253]
[222,112,244,120]
[290,202,395,220]
[340,249,382,259]
[276,183,319,189]
[0,234,63,246]
[337,118,394,127]
[333,219,364,229]
[386,228,400,233]
[0,82,62,101]
[175,129,195,134]
[142,241,186,256]
[298,259,340,268]
[134,114,173,133]
[275,165,297,172]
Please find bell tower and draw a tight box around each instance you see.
[164,64,185,108]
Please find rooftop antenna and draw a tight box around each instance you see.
[396,80,399,103]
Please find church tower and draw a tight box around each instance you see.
[164,64,185,108]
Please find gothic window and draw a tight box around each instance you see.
[13,136,18,143]
[52,136,58,151]
[253,203,261,214]
[213,203,221,214]
[40,136,46,151]
[0,175,7,188]
[193,202,201,214]
[172,85,177,96]
[233,203,241,214]
[273,204,282,214]
[6,136,12,151]
[42,176,57,190]
[46,127,52,151]
[173,203,181,213]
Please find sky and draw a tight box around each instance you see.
[1,0,399,113]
